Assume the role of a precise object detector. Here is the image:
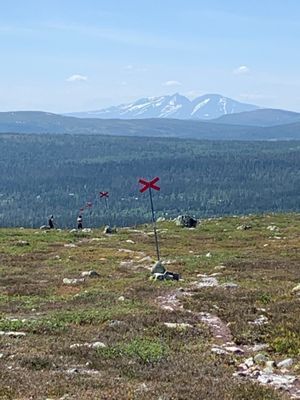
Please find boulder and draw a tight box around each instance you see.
[175,215,198,228]
[81,270,99,278]
[103,225,117,234]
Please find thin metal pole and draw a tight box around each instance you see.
[149,188,160,260]
[105,197,110,226]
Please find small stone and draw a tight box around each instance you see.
[252,343,269,352]
[244,357,254,368]
[292,284,300,294]
[214,265,226,270]
[206,252,212,258]
[211,347,229,355]
[118,296,125,301]
[164,322,193,329]
[277,358,293,369]
[63,278,85,285]
[81,270,99,278]
[263,360,275,374]
[254,353,268,364]
[196,277,219,288]
[126,240,135,244]
[66,368,79,374]
[0,331,26,337]
[222,282,239,289]
[90,342,106,349]
[224,345,244,354]
[15,240,30,246]
[82,228,92,233]
[64,243,77,248]
[104,225,117,234]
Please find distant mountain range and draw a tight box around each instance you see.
[1,110,300,140]
[65,93,259,120]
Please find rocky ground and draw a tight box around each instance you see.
[0,214,299,399]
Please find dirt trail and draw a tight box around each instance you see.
[155,285,300,399]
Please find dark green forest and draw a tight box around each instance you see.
[0,133,299,228]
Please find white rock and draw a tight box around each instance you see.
[206,252,212,258]
[64,243,77,248]
[63,278,85,285]
[224,345,244,354]
[90,342,106,349]
[244,357,254,368]
[126,240,135,244]
[81,270,99,278]
[254,353,268,364]
[277,358,293,369]
[196,277,219,288]
[164,322,193,329]
[292,284,300,294]
[118,296,125,301]
[0,331,26,337]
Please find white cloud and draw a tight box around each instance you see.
[66,74,88,82]
[233,65,250,75]
[162,80,182,87]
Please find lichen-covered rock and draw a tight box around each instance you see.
[151,261,166,274]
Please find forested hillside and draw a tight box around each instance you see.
[0,133,299,228]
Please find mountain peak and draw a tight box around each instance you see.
[65,93,259,120]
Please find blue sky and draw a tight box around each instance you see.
[1,0,300,112]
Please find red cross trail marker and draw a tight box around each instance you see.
[139,177,160,193]
[99,191,110,226]
[139,177,161,260]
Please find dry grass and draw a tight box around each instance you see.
[0,214,299,399]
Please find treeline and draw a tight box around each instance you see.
[0,133,299,228]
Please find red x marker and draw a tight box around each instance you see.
[99,191,109,198]
[139,177,160,193]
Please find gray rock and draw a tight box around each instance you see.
[40,225,50,230]
[222,282,239,289]
[254,353,268,364]
[175,215,198,228]
[0,331,26,337]
[244,357,254,368]
[237,224,252,230]
[151,261,166,274]
[224,345,244,354]
[63,278,85,285]
[263,360,275,374]
[277,358,293,369]
[103,225,117,234]
[164,322,193,329]
[292,284,300,294]
[196,277,219,288]
[15,240,30,246]
[81,270,99,278]
[90,341,106,349]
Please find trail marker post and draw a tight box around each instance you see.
[139,177,161,260]
[86,202,93,227]
[99,191,110,226]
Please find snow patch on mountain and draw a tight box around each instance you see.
[65,94,259,120]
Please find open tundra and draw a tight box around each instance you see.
[0,213,300,399]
